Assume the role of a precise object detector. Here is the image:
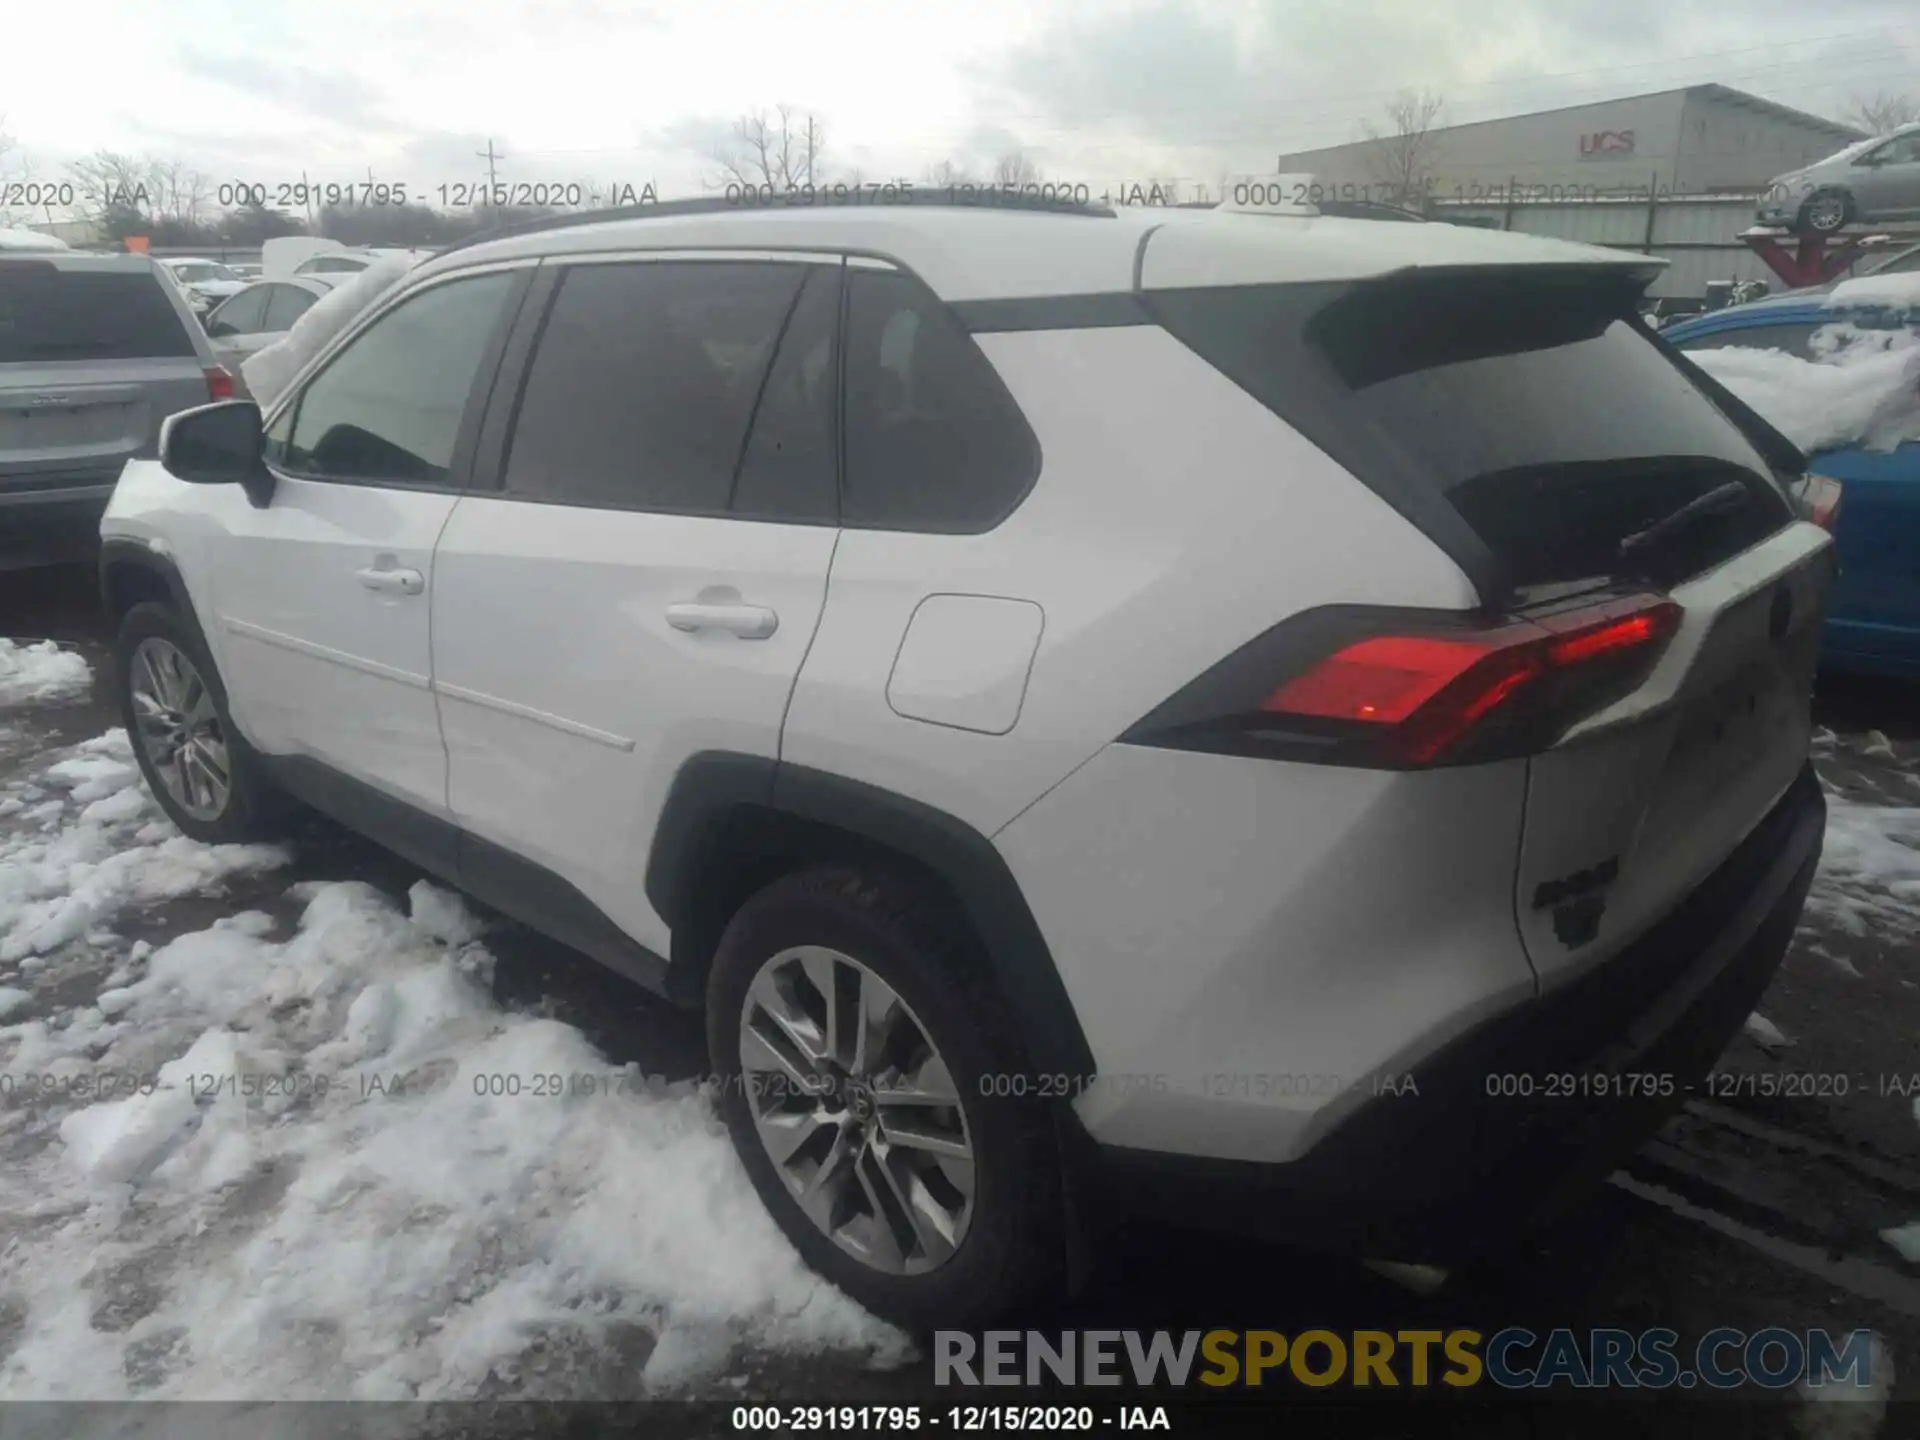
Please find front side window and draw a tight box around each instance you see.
[1863,134,1920,166]
[502,260,807,513]
[280,272,515,487]
[840,269,1041,531]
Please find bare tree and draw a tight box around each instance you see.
[67,151,160,238]
[926,159,975,188]
[706,106,827,191]
[1359,89,1446,207]
[991,151,1041,189]
[153,160,212,226]
[1844,90,1920,136]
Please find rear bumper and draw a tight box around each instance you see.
[1087,761,1825,1259]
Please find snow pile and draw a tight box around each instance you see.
[0,732,290,963]
[1805,792,1920,937]
[240,253,421,411]
[0,640,92,708]
[1690,324,1920,455]
[0,734,904,1400]
[1826,271,1920,312]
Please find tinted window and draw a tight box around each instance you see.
[503,260,805,512]
[300,256,367,275]
[206,286,270,338]
[0,265,195,363]
[841,269,1040,531]
[1674,322,1819,359]
[731,266,840,522]
[284,272,514,486]
[1155,273,1793,591]
[1867,134,1920,166]
[262,284,318,331]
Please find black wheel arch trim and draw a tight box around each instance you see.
[99,538,193,622]
[98,539,225,668]
[647,752,1098,1080]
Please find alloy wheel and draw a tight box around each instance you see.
[738,945,976,1275]
[129,637,231,822]
[1806,194,1848,233]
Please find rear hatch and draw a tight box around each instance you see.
[1144,239,1832,986]
[0,256,209,502]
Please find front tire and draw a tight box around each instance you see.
[1797,189,1853,235]
[114,600,286,844]
[707,866,1066,1331]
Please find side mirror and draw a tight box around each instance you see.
[158,400,276,509]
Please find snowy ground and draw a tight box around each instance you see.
[2,589,1920,1433]
[0,665,906,1402]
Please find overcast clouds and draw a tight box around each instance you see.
[3,0,1917,202]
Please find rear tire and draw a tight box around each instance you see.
[707,865,1066,1332]
[114,600,288,845]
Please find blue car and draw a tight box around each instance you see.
[1663,297,1920,680]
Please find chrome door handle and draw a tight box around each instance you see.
[665,602,779,639]
[356,566,425,596]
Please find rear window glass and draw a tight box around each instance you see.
[0,264,196,363]
[1155,273,1793,592]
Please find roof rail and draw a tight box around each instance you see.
[432,188,1117,261]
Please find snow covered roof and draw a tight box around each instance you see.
[1826,272,1920,312]
[0,227,70,252]
[1690,319,1920,455]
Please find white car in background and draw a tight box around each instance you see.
[200,276,337,374]
[156,257,248,316]
[292,247,433,281]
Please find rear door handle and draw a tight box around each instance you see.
[356,566,425,596]
[666,602,779,639]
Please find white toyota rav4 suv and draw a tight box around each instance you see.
[99,194,1833,1330]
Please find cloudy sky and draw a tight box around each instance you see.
[4,0,1918,207]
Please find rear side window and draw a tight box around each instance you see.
[842,269,1040,532]
[263,285,319,331]
[1673,322,1819,359]
[206,287,270,338]
[503,260,806,514]
[1155,273,1794,594]
[0,264,195,363]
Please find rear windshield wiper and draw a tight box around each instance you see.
[1615,480,1752,572]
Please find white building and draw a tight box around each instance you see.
[1277,84,1865,205]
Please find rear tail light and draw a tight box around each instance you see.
[1794,474,1842,530]
[1122,594,1683,770]
[205,366,235,401]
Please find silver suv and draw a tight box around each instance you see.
[1,251,230,528]
[1759,122,1920,234]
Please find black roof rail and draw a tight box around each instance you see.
[432,188,1117,261]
